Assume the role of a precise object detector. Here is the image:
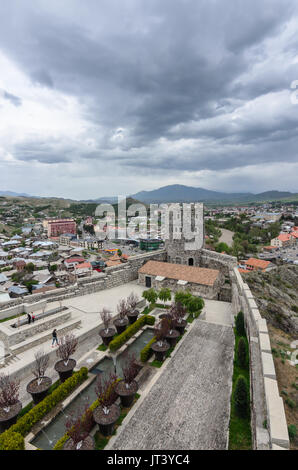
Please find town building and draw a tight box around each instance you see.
[271,233,294,248]
[138,260,223,299]
[244,258,273,272]
[43,218,76,238]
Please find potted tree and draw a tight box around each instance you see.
[0,374,22,432]
[115,353,139,407]
[54,333,78,382]
[151,318,170,362]
[164,314,180,347]
[173,302,187,335]
[99,308,116,346]
[93,373,120,437]
[114,299,129,334]
[127,292,140,324]
[26,350,52,405]
[63,404,94,450]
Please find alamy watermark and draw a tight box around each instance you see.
[94,198,204,251]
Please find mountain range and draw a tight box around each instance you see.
[1,185,297,204]
[129,185,298,204]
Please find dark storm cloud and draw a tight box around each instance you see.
[0,0,297,193]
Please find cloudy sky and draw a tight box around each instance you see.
[0,0,298,199]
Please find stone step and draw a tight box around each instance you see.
[9,318,82,356]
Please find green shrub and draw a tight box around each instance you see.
[235,311,246,337]
[5,368,88,438]
[0,431,25,450]
[140,336,156,363]
[288,424,297,441]
[53,433,70,450]
[234,375,249,418]
[285,398,295,409]
[109,315,155,352]
[237,337,247,369]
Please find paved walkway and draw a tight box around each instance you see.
[108,320,234,450]
[201,299,234,326]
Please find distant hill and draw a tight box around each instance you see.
[130,185,298,204]
[0,191,36,198]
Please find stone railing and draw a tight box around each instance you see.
[231,266,289,450]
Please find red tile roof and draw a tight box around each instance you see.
[278,233,291,242]
[139,260,220,286]
[64,257,85,264]
[245,258,270,269]
[75,262,92,269]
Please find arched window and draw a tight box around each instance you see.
[188,258,194,266]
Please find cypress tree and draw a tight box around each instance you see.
[235,311,245,337]
[234,375,249,418]
[237,337,247,369]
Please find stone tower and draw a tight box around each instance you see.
[164,203,204,266]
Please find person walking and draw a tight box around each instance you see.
[27,313,31,324]
[52,329,58,347]
[32,314,35,323]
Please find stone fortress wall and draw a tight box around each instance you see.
[231,267,289,449]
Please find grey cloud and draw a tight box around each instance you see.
[2,90,22,106]
[0,0,297,194]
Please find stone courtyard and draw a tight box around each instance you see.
[107,320,234,450]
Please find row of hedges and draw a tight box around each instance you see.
[140,336,156,363]
[0,367,88,450]
[228,312,252,450]
[109,315,155,352]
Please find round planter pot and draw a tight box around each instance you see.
[26,377,52,405]
[93,403,120,437]
[54,358,76,383]
[165,329,180,347]
[99,328,116,346]
[151,341,170,362]
[0,401,22,432]
[115,380,138,408]
[63,435,94,451]
[174,319,187,335]
[127,310,139,324]
[113,318,128,335]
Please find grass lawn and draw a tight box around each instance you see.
[0,312,26,323]
[228,329,252,450]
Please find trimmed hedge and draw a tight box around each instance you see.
[0,432,25,450]
[53,433,69,450]
[0,367,88,450]
[140,336,156,363]
[109,315,155,352]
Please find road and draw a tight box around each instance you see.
[219,228,234,247]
